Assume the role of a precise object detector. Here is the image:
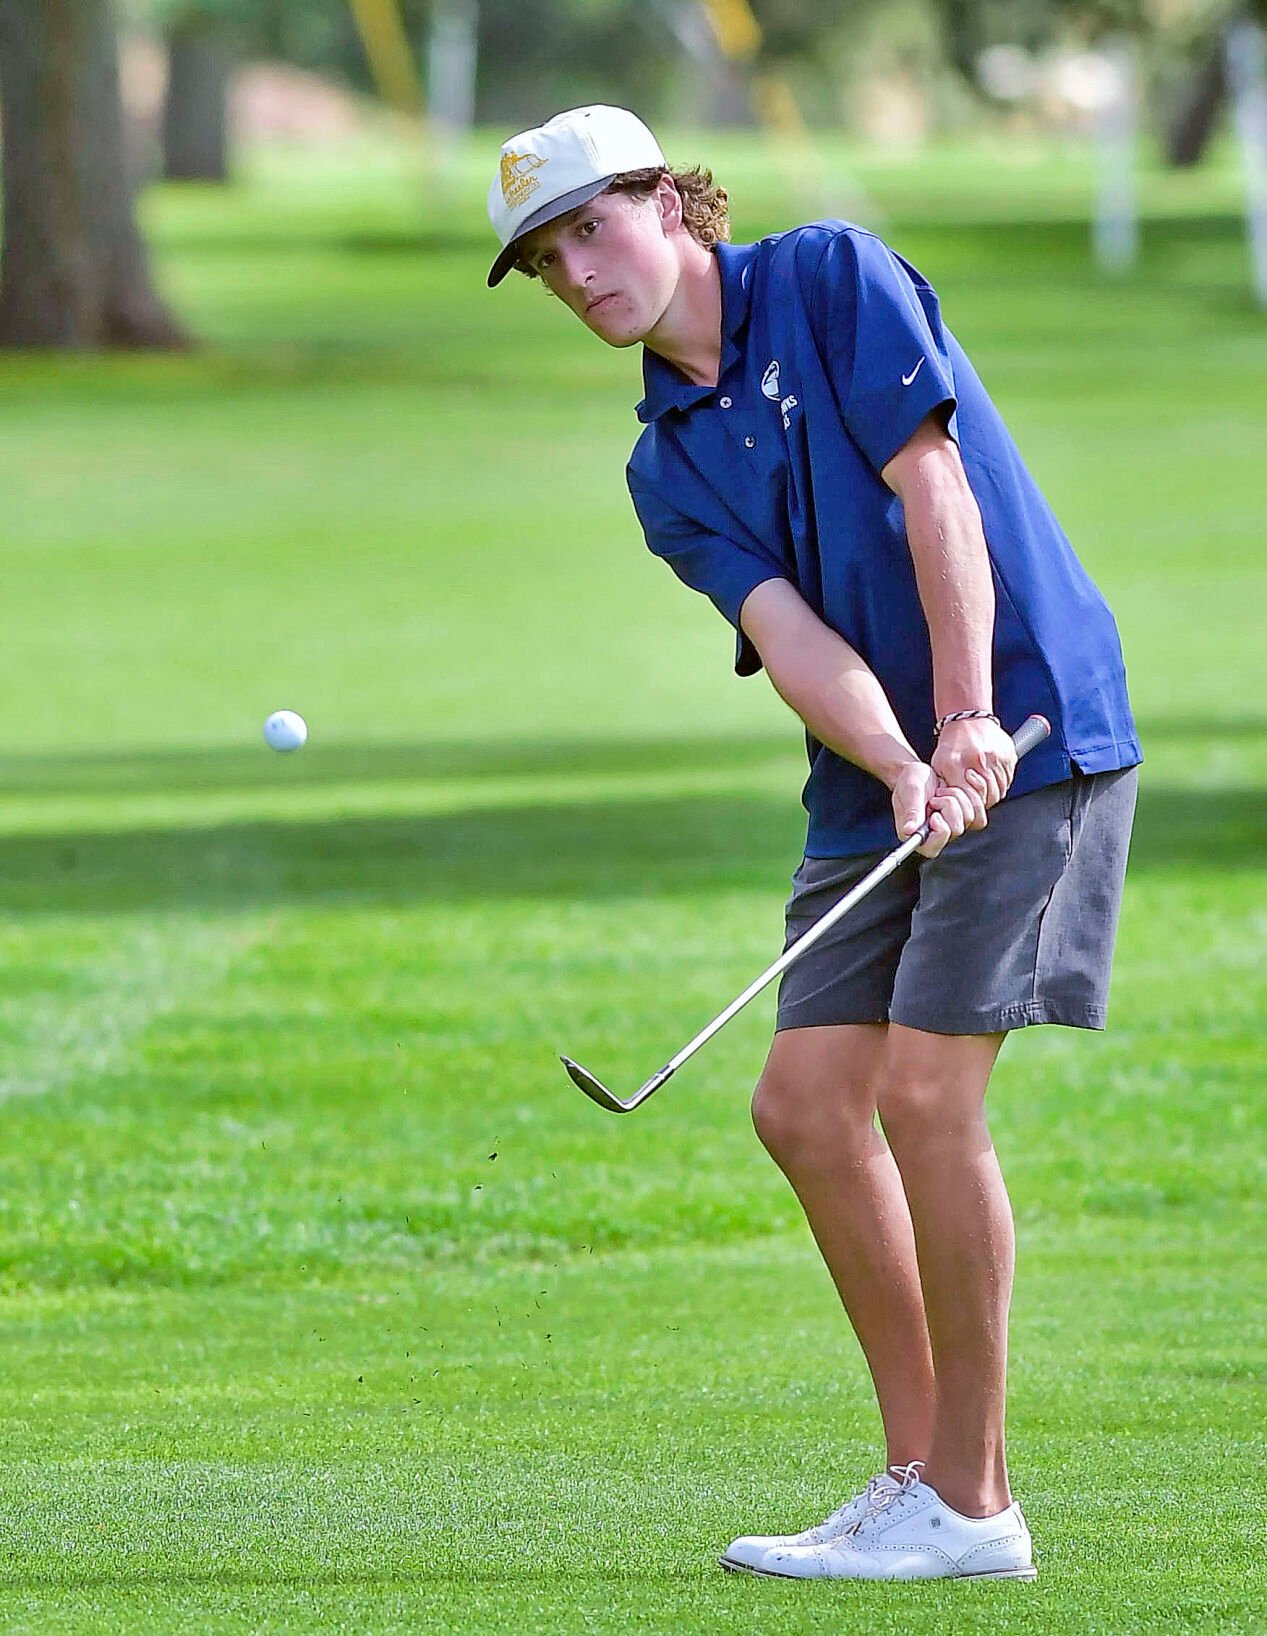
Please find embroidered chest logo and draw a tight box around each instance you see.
[500,150,545,211]
[761,358,799,431]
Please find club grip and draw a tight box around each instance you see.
[1010,713,1052,758]
[910,714,1051,847]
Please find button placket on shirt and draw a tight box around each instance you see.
[715,402,772,472]
[700,393,791,559]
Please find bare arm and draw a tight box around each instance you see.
[881,414,1017,809]
[739,578,976,856]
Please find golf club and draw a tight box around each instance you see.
[561,713,1051,1113]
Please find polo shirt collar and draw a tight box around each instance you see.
[635,239,759,424]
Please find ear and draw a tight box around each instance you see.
[654,173,684,234]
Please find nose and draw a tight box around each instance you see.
[556,243,595,300]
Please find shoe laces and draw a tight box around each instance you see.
[812,1470,897,1536]
[842,1459,925,1538]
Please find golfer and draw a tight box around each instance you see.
[487,107,1140,1581]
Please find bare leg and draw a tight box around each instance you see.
[876,1024,1013,1518]
[752,1023,935,1468]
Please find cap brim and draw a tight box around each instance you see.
[487,176,617,288]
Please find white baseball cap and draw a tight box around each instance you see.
[486,105,666,288]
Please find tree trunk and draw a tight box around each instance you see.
[0,0,187,349]
[1165,47,1226,167]
[162,19,232,182]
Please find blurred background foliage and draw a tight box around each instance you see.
[2,0,1266,347]
[110,0,1267,136]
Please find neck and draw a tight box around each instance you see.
[643,240,722,387]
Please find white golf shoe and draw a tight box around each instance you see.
[719,1468,911,1573]
[720,1460,1037,1581]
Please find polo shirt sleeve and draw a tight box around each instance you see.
[808,228,958,476]
[627,474,787,677]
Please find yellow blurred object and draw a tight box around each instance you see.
[752,71,808,141]
[347,0,424,117]
[699,0,762,63]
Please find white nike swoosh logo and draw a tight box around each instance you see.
[902,357,926,386]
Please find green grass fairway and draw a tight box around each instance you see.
[0,133,1263,1633]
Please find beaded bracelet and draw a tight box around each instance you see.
[933,709,1000,741]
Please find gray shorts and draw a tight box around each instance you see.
[775,767,1138,1036]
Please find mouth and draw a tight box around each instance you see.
[585,293,618,316]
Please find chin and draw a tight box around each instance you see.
[587,316,646,349]
[584,299,645,348]
[600,329,645,350]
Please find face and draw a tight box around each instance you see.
[518,181,682,347]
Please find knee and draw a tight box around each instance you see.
[876,1076,986,1155]
[750,1072,875,1168]
[749,1076,793,1157]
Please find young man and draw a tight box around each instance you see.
[487,106,1140,1582]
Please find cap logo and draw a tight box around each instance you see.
[500,150,546,211]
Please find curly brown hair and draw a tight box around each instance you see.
[514,165,730,278]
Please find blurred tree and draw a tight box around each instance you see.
[472,0,676,125]
[161,3,237,179]
[0,0,186,347]
[930,0,1267,170]
[247,0,384,80]
[117,0,1267,147]
[750,0,861,62]
[1166,33,1226,165]
[126,0,355,180]
[1155,2,1267,167]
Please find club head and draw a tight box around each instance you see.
[559,1055,633,1113]
[559,1055,674,1115]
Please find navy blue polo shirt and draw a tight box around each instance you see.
[626,221,1141,859]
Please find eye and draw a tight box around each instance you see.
[579,219,600,236]
[536,251,555,272]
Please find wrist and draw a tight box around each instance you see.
[868,735,924,791]
[934,708,999,741]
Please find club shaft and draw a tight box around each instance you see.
[662,830,924,1075]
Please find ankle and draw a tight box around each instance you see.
[921,1473,1012,1518]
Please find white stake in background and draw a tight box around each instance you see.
[428,0,478,173]
[1092,39,1139,276]
[1226,16,1267,308]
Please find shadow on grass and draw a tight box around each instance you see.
[0,779,1259,917]
[0,715,1260,799]
[0,791,805,915]
[0,731,799,799]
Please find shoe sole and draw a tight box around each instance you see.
[719,1555,1038,1582]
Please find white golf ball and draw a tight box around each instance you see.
[263,709,308,753]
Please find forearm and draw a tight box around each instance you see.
[740,576,993,857]
[899,445,995,717]
[739,579,917,789]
